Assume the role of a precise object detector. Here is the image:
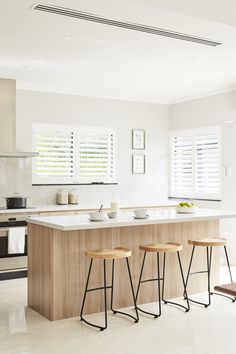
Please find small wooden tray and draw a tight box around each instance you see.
[214,283,236,296]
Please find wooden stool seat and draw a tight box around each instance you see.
[188,238,226,247]
[139,242,182,253]
[85,247,131,259]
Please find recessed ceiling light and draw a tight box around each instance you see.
[224,120,235,124]
[32,59,43,64]
[65,35,73,40]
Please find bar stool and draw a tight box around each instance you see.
[80,247,139,331]
[185,238,234,307]
[136,242,190,318]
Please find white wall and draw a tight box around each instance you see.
[170,90,236,264]
[0,90,169,208]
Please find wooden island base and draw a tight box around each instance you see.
[28,220,219,321]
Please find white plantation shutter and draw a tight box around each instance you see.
[169,126,221,200]
[32,124,116,184]
[195,128,221,199]
[170,134,193,198]
[32,124,76,184]
[78,127,116,183]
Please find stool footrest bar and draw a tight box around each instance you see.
[136,305,160,318]
[186,296,210,307]
[112,309,139,322]
[86,285,112,292]
[80,317,106,331]
[210,291,236,302]
[162,299,189,312]
[140,277,164,284]
[190,270,208,275]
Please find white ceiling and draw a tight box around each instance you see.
[1,0,236,104]
[145,0,236,27]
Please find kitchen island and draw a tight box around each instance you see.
[27,209,236,321]
[0,201,179,281]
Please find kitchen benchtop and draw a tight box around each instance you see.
[26,209,236,231]
[0,200,179,214]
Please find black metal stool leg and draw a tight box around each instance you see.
[135,252,146,303]
[157,252,162,317]
[102,259,108,331]
[136,251,161,318]
[162,253,166,304]
[111,258,139,322]
[162,252,190,312]
[111,259,115,314]
[210,247,213,272]
[80,258,109,331]
[184,245,195,299]
[186,246,212,307]
[206,246,212,307]
[80,258,93,320]
[208,246,213,296]
[224,246,233,283]
[126,258,139,322]
[177,251,190,311]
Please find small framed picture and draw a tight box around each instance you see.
[132,129,145,150]
[132,154,145,174]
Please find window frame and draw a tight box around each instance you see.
[32,123,117,186]
[169,126,222,201]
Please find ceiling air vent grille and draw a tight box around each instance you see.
[31,3,222,47]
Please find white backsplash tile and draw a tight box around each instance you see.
[0,158,168,208]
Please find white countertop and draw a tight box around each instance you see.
[26,209,236,231]
[0,200,179,214]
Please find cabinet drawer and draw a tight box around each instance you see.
[0,256,27,271]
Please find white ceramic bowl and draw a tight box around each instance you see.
[176,206,198,214]
[107,212,116,219]
[89,211,107,221]
[134,209,148,218]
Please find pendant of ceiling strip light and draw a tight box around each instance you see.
[31,3,222,47]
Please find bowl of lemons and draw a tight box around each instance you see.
[176,201,198,214]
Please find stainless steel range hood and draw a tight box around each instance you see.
[0,78,39,158]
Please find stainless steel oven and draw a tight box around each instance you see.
[0,217,27,280]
